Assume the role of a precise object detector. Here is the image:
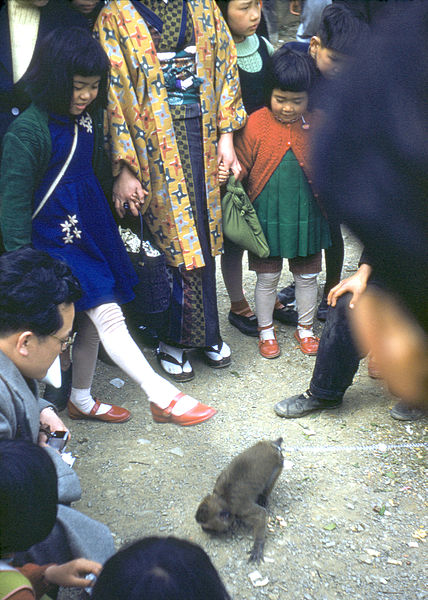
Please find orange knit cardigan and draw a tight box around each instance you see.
[234,107,316,203]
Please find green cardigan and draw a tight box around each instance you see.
[0,103,112,251]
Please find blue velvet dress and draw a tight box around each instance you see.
[32,112,138,312]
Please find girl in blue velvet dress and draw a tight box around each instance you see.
[0,26,215,427]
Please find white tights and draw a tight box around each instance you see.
[255,271,318,337]
[70,303,196,414]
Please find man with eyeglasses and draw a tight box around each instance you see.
[0,247,115,567]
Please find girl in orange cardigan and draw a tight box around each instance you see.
[226,47,331,358]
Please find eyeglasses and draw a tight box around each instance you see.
[50,331,76,352]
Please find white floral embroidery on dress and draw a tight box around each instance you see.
[78,112,93,133]
[60,214,82,244]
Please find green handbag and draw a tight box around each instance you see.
[221,175,270,258]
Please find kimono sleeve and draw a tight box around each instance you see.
[94,11,149,182]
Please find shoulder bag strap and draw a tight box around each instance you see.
[32,122,78,220]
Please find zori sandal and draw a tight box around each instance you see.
[202,340,231,368]
[156,347,195,382]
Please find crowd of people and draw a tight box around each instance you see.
[0,0,426,598]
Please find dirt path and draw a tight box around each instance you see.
[59,228,427,600]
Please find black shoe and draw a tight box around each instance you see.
[278,282,295,306]
[228,311,258,337]
[273,306,298,326]
[274,390,342,418]
[317,296,329,321]
[43,367,72,412]
[390,401,425,421]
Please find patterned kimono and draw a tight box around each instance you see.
[95,0,246,347]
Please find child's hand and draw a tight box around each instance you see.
[289,0,301,16]
[218,161,230,185]
[44,559,102,588]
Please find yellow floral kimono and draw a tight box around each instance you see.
[94,0,247,270]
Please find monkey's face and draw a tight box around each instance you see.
[195,494,233,533]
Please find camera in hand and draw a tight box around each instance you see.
[47,430,69,452]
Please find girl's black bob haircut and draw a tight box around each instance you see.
[25,26,110,115]
[265,46,315,104]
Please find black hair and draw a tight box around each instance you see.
[25,26,110,115]
[317,2,370,56]
[0,247,82,338]
[216,0,228,22]
[314,4,428,333]
[91,537,231,600]
[0,440,58,556]
[265,46,315,104]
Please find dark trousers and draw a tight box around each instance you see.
[309,293,363,401]
[323,220,344,296]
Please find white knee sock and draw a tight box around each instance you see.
[86,303,197,414]
[70,313,111,415]
[255,271,282,328]
[294,273,318,337]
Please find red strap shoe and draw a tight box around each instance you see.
[68,399,131,423]
[150,392,217,426]
[294,329,319,355]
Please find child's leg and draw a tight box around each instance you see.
[85,303,204,416]
[290,253,321,355]
[255,271,282,330]
[69,312,109,415]
[294,273,318,336]
[255,270,282,358]
[221,238,257,336]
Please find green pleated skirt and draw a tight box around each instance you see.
[253,149,331,258]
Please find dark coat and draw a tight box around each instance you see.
[0,0,87,141]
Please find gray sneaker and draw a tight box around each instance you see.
[390,401,425,421]
[274,390,342,418]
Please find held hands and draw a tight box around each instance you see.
[113,164,148,218]
[217,132,242,180]
[38,408,68,447]
[327,264,373,309]
[44,559,102,588]
[218,161,230,186]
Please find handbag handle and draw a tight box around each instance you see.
[32,122,78,220]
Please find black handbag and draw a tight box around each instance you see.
[128,213,171,315]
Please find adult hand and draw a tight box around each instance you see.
[217,132,242,179]
[44,559,102,588]
[113,164,148,218]
[327,263,373,309]
[38,408,68,446]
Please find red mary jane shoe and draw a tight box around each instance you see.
[258,335,281,359]
[294,329,319,356]
[67,399,131,423]
[150,392,216,426]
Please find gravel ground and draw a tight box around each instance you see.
[59,10,426,600]
[58,227,427,600]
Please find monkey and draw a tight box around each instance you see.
[195,437,283,562]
